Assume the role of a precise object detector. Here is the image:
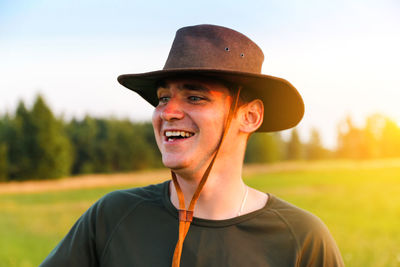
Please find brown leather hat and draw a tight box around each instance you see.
[118,24,304,132]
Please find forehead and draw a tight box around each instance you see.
[156,77,230,95]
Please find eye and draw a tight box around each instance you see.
[158,96,170,104]
[188,96,203,102]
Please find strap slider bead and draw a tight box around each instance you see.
[178,209,194,222]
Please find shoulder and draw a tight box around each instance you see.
[93,181,169,216]
[266,195,344,266]
[39,181,170,266]
[72,181,169,234]
[80,181,169,257]
[267,195,328,239]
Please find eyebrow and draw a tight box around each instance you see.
[182,83,210,92]
[156,82,210,93]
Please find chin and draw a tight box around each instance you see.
[162,156,189,170]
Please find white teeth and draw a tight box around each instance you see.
[165,130,194,138]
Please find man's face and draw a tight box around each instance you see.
[152,77,232,173]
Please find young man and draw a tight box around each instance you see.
[40,24,344,266]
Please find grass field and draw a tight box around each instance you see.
[0,159,399,267]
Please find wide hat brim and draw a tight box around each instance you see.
[118,68,304,132]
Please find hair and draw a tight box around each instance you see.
[222,81,255,105]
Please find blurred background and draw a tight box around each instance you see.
[0,0,399,266]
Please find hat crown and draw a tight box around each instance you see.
[118,24,304,132]
[164,24,264,74]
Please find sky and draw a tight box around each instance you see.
[1,0,399,148]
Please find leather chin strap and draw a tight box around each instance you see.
[171,87,242,267]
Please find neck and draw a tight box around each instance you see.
[170,152,247,220]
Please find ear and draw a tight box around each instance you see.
[238,99,264,133]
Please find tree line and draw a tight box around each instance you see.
[0,95,399,181]
[0,95,161,181]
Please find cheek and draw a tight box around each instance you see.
[152,108,159,125]
[197,110,225,135]
[152,109,162,141]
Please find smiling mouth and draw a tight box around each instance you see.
[165,130,195,142]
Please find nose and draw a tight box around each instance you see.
[160,98,184,121]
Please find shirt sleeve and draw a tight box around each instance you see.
[296,215,344,267]
[39,189,145,267]
[39,202,100,267]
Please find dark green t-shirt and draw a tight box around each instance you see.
[40,181,344,266]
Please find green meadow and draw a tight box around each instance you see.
[0,160,399,267]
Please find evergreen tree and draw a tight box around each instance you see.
[141,122,163,167]
[286,128,303,160]
[107,120,155,171]
[66,117,162,174]
[381,117,400,157]
[0,143,7,181]
[245,133,283,163]
[94,120,159,172]
[66,116,98,174]
[364,114,385,158]
[337,116,366,159]
[7,101,34,180]
[0,115,8,181]
[306,128,325,160]
[28,95,73,179]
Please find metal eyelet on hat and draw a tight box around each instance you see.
[240,53,245,58]
[225,47,230,51]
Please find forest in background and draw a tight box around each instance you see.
[0,95,399,181]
